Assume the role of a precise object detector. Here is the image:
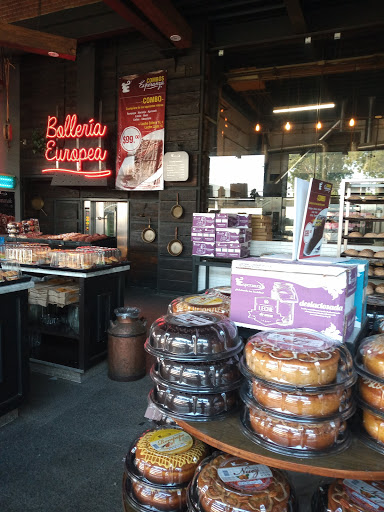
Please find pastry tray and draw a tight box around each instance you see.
[0,275,31,287]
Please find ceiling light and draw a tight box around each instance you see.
[349,118,355,127]
[170,35,181,41]
[255,124,261,132]
[273,103,335,114]
[284,122,292,131]
[316,121,322,129]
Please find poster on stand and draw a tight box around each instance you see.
[298,178,333,259]
[116,71,167,191]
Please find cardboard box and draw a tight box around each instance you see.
[191,227,216,242]
[230,258,357,342]
[215,213,239,228]
[215,242,250,259]
[237,214,251,227]
[216,227,251,243]
[192,242,215,257]
[192,213,216,227]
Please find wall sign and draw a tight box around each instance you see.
[116,71,167,191]
[41,114,111,179]
[164,151,189,181]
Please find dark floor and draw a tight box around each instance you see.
[0,286,324,512]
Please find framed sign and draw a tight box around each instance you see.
[164,151,189,181]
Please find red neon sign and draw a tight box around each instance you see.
[42,114,111,178]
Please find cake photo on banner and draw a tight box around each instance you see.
[116,70,167,191]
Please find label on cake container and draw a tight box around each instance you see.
[262,330,335,353]
[184,296,223,307]
[213,286,231,295]
[149,429,193,455]
[217,460,273,493]
[172,313,215,326]
[343,479,384,512]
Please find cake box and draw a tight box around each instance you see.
[215,242,250,259]
[230,258,357,342]
[215,213,240,228]
[216,227,251,243]
[191,227,216,242]
[192,213,216,228]
[192,242,215,257]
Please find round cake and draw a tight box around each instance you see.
[131,478,187,510]
[349,232,363,238]
[359,376,384,410]
[196,453,290,512]
[169,294,229,316]
[359,249,375,257]
[361,335,384,378]
[134,428,208,484]
[248,405,345,450]
[363,409,384,444]
[251,380,348,417]
[244,330,341,386]
[344,249,360,256]
[327,479,384,512]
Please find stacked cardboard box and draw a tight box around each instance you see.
[191,213,251,258]
[28,278,80,308]
[251,214,273,240]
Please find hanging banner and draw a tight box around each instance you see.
[116,71,167,191]
[298,178,333,259]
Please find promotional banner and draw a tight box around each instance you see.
[298,178,333,259]
[116,71,167,191]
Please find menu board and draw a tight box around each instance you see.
[298,178,333,259]
[116,71,167,191]
[164,151,189,181]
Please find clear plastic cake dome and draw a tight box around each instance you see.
[145,312,242,361]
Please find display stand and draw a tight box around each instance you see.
[3,263,130,381]
[175,414,384,480]
[192,256,232,293]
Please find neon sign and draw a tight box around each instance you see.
[42,114,112,178]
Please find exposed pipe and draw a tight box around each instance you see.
[358,143,384,150]
[365,96,376,143]
[339,101,347,131]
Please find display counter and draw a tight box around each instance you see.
[2,263,130,379]
[0,281,34,423]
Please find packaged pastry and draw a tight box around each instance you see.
[204,286,231,301]
[355,334,384,379]
[359,376,384,410]
[155,356,242,392]
[145,312,242,361]
[189,452,293,512]
[362,405,384,447]
[245,378,353,418]
[149,382,238,420]
[168,294,229,316]
[242,402,350,455]
[127,427,208,485]
[312,479,384,512]
[244,329,354,387]
[123,473,188,512]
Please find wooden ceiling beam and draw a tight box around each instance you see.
[102,0,170,47]
[0,21,77,60]
[284,0,307,33]
[129,0,192,49]
[227,54,384,84]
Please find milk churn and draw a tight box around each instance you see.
[107,307,147,381]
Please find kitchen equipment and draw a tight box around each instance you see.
[170,193,184,219]
[167,227,183,256]
[141,218,156,243]
[31,196,48,216]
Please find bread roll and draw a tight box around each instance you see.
[375,283,384,294]
[344,249,360,256]
[374,268,384,277]
[375,251,384,258]
[377,232,384,237]
[367,283,376,295]
[364,232,377,238]
[364,195,378,200]
[347,195,361,200]
[360,249,375,257]
[348,232,363,238]
[368,267,374,277]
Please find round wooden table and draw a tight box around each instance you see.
[175,413,384,480]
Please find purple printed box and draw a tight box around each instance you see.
[192,213,216,228]
[216,213,239,228]
[192,242,215,257]
[230,257,357,342]
[237,214,251,227]
[216,227,250,243]
[216,241,251,249]
[191,227,216,242]
[215,243,250,259]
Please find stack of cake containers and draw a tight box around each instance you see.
[123,426,209,512]
[145,311,243,421]
[354,334,384,453]
[239,329,357,456]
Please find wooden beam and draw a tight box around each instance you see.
[284,0,307,33]
[0,21,76,60]
[129,0,192,49]
[227,54,384,83]
[102,0,170,47]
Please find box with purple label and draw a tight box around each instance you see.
[230,257,357,342]
[191,227,216,242]
[237,214,251,227]
[192,242,215,257]
[215,213,239,228]
[192,213,216,228]
[216,227,250,243]
[215,243,250,259]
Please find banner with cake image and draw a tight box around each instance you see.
[116,71,167,191]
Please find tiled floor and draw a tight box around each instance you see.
[0,286,325,511]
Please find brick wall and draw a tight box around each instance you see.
[0,0,99,23]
